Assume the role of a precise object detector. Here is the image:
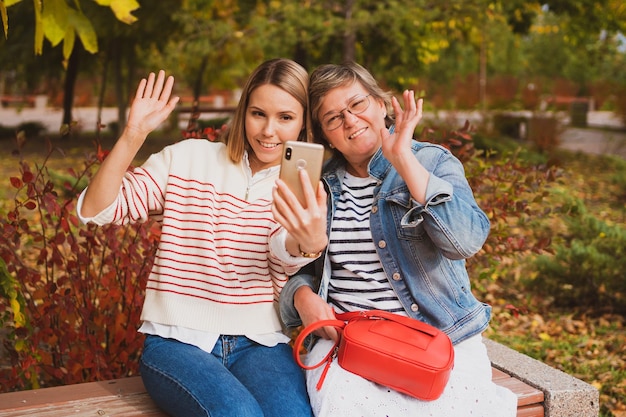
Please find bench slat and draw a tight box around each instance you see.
[0,378,167,417]
[517,404,545,417]
[496,376,545,407]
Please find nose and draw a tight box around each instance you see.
[261,118,276,136]
[342,109,359,128]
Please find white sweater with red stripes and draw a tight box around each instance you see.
[77,139,306,336]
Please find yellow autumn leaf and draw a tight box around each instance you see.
[62,26,75,63]
[42,0,68,47]
[539,332,551,341]
[68,8,97,54]
[93,0,139,24]
[14,338,25,352]
[9,298,26,327]
[33,0,43,54]
[1,1,8,38]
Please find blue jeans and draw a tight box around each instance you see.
[140,334,313,417]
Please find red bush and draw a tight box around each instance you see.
[0,138,159,391]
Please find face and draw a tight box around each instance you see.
[318,82,387,175]
[245,84,304,172]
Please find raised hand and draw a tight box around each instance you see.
[380,90,429,204]
[125,70,180,141]
[80,71,179,218]
[381,90,423,167]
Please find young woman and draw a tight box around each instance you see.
[273,62,518,416]
[78,59,326,417]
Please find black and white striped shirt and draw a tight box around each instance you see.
[327,172,406,315]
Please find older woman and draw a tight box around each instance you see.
[272,62,517,417]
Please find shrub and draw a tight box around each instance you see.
[529,193,626,314]
[17,122,46,138]
[0,138,159,391]
[492,113,527,140]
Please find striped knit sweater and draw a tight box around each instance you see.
[78,139,306,336]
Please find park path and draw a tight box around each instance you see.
[558,127,626,158]
[1,106,625,158]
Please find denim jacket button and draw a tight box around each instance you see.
[371,206,378,214]
[410,304,419,312]
[392,272,401,281]
[378,240,386,248]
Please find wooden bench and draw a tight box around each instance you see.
[0,95,36,108]
[485,338,599,417]
[0,339,600,417]
[0,366,543,417]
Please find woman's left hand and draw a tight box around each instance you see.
[381,90,430,204]
[381,90,423,166]
[272,169,328,257]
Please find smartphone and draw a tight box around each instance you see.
[279,141,325,207]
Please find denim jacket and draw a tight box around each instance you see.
[279,140,492,345]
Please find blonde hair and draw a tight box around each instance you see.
[222,58,311,163]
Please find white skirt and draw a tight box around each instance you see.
[305,334,517,417]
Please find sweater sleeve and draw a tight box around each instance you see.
[77,147,172,226]
[268,227,318,275]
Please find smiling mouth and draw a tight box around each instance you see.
[348,127,367,140]
[258,141,281,149]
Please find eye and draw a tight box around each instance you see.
[325,114,341,125]
[250,110,266,117]
[350,98,367,111]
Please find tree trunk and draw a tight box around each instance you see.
[193,55,209,103]
[97,43,112,133]
[62,42,82,129]
[342,0,356,62]
[113,43,125,136]
[479,28,487,112]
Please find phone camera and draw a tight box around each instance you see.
[285,147,292,160]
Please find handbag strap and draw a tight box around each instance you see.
[336,309,440,337]
[292,318,346,391]
[293,319,345,369]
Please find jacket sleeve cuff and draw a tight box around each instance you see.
[279,274,316,328]
[423,174,453,207]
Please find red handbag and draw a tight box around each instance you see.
[293,310,454,401]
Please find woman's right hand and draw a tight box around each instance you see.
[272,168,328,258]
[80,71,179,218]
[124,70,179,144]
[294,286,340,342]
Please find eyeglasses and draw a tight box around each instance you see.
[321,94,371,131]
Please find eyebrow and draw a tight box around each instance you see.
[248,105,297,115]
